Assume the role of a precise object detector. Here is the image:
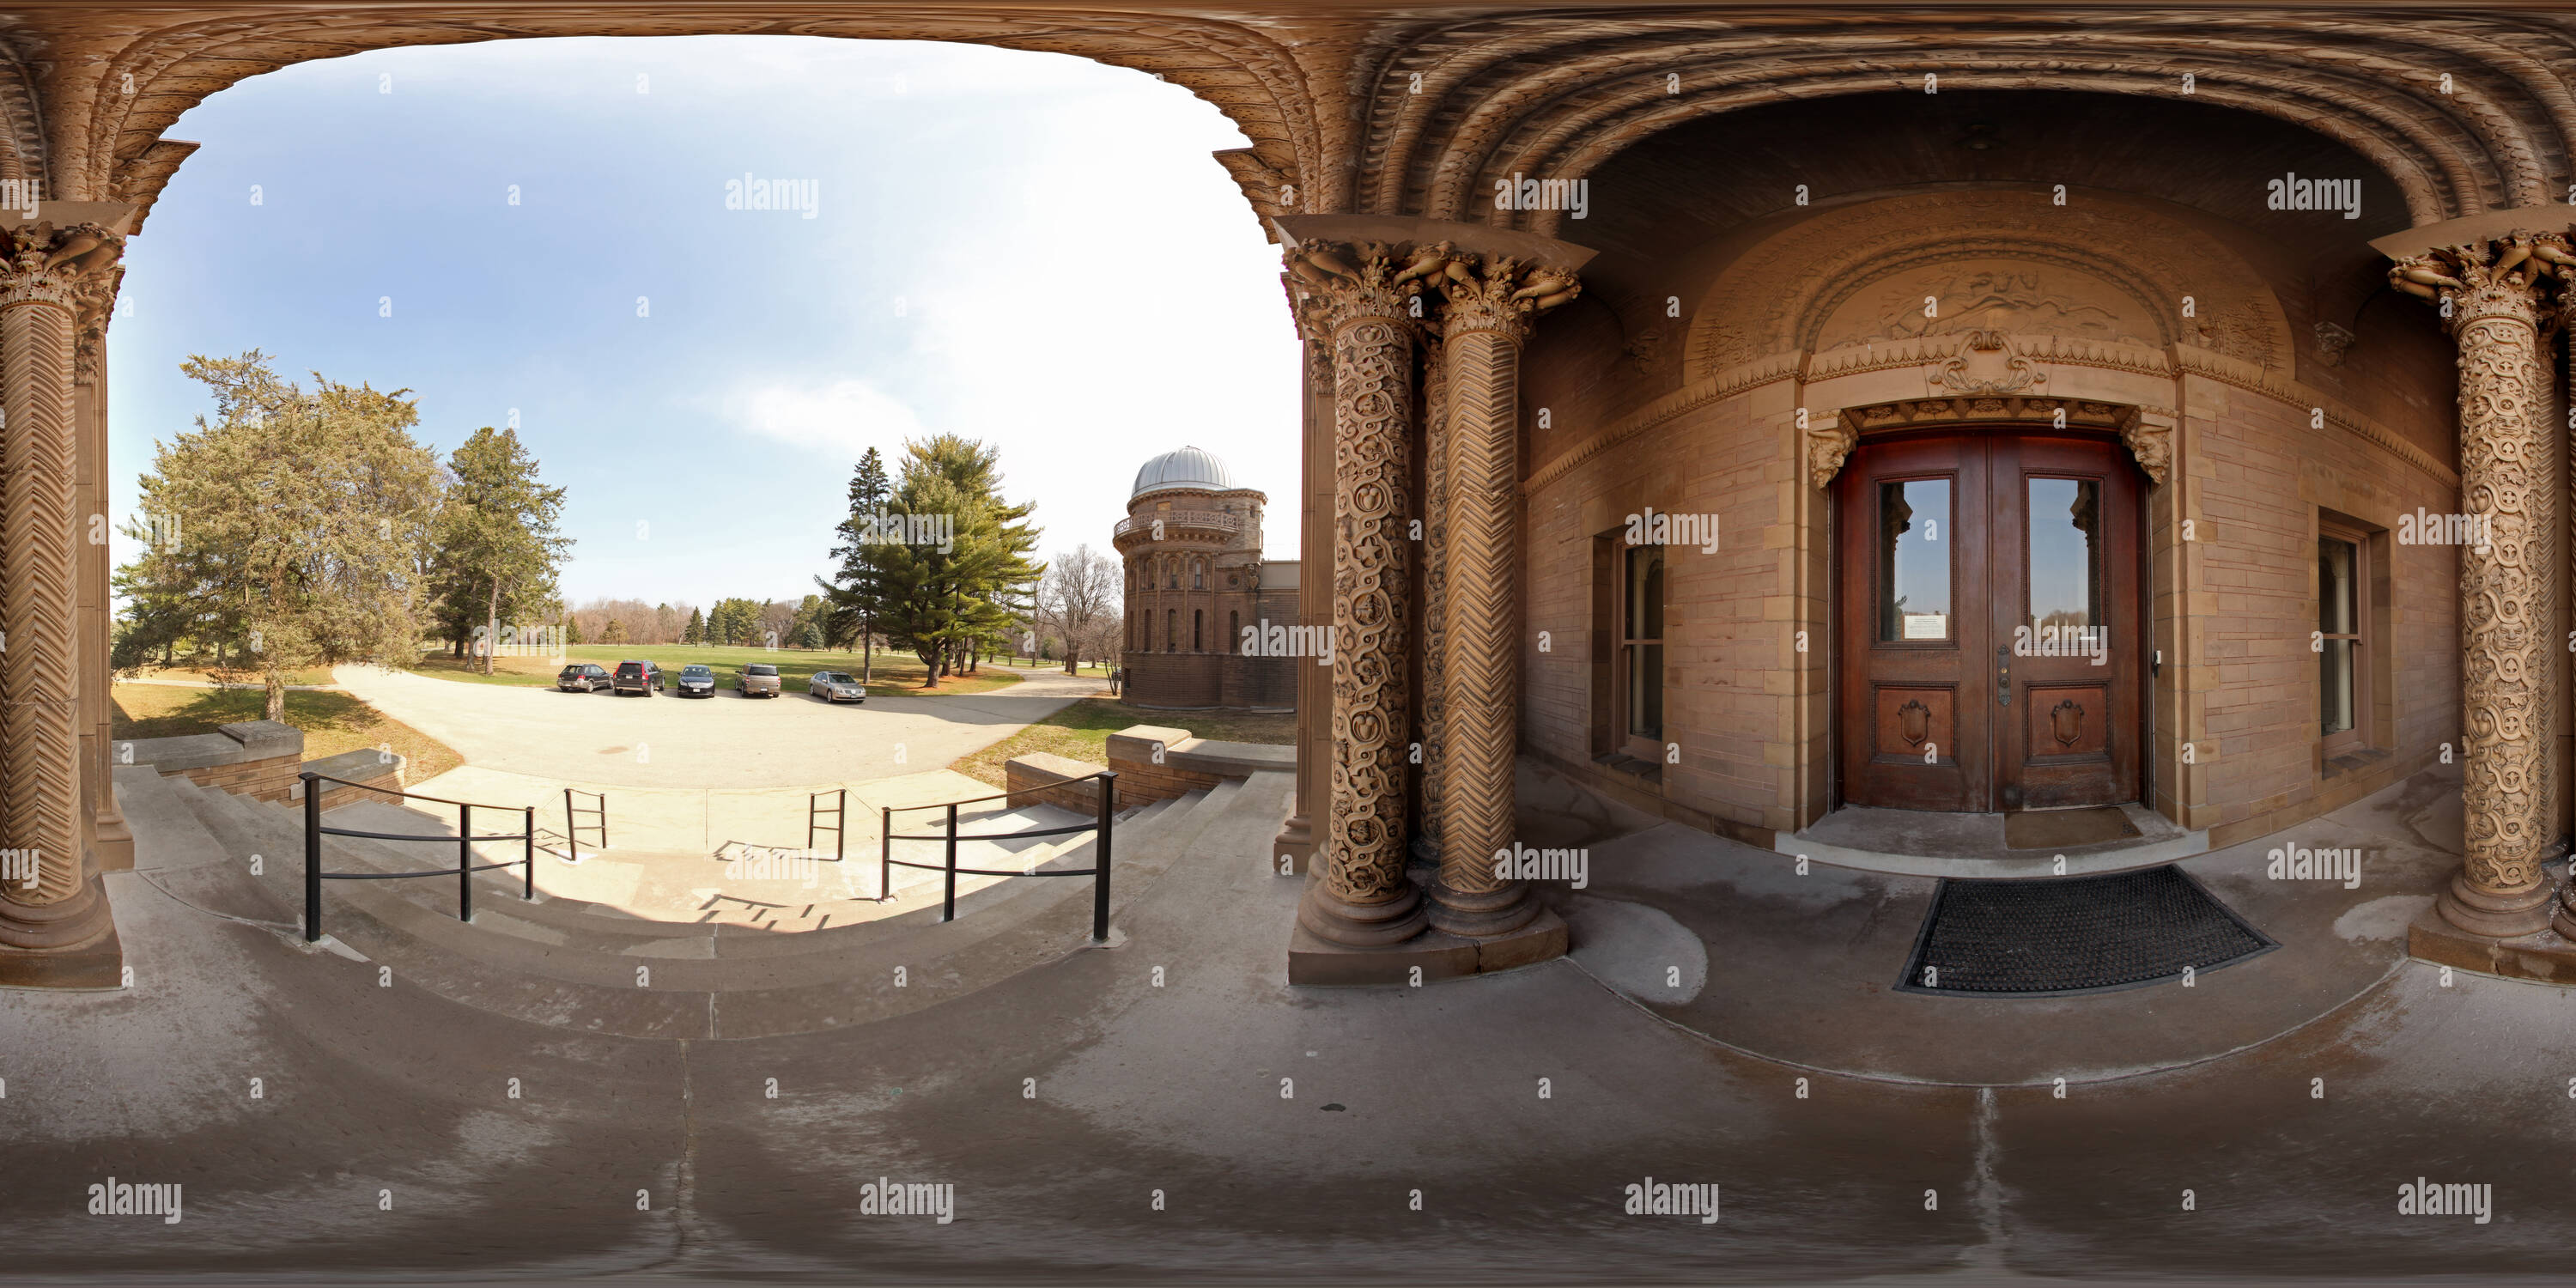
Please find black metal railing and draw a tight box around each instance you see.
[880,771,1116,940]
[301,771,534,943]
[810,788,847,861]
[563,788,608,860]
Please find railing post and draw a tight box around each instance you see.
[879,805,892,902]
[523,806,535,901]
[600,793,609,848]
[302,771,322,943]
[564,787,577,863]
[1093,772,1116,944]
[459,802,473,924]
[943,802,958,924]
[837,789,848,862]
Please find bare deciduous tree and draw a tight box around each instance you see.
[1036,544,1121,675]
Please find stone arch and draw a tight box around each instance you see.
[1682,189,2295,381]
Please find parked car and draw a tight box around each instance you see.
[611,659,663,696]
[738,663,781,698]
[556,662,612,693]
[675,664,716,697]
[809,671,866,704]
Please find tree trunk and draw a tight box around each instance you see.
[483,580,501,677]
[264,668,285,723]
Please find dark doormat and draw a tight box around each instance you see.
[2003,805,2142,850]
[1896,865,2275,997]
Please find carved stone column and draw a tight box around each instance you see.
[75,263,132,871]
[1270,307,1332,876]
[1288,240,1426,947]
[1427,251,1579,937]
[1414,311,1449,867]
[0,220,123,968]
[2392,234,2563,938]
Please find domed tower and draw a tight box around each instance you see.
[1114,447,1299,710]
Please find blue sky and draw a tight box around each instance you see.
[107,35,1301,611]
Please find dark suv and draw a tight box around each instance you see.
[611,659,663,696]
[557,663,611,693]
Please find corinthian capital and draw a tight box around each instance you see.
[0,222,125,311]
[2387,231,2570,329]
[1285,239,1424,334]
[1435,251,1582,340]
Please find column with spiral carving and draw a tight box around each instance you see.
[1428,252,1579,936]
[2391,234,2562,938]
[1286,240,1427,946]
[0,221,122,963]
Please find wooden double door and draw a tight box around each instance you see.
[1836,430,2142,813]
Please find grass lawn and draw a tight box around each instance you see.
[122,665,336,686]
[955,697,1297,788]
[411,644,1020,698]
[111,683,464,783]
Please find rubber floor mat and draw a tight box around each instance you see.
[1896,865,2275,997]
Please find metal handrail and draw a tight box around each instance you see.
[301,770,535,944]
[878,770,1117,940]
[563,788,608,861]
[809,788,847,861]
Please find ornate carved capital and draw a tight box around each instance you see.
[0,222,124,313]
[2387,232,2567,333]
[1433,250,1581,340]
[71,264,123,386]
[1285,239,1423,336]
[1806,410,1856,489]
[2312,320,2356,368]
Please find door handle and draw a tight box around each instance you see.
[1996,645,2012,708]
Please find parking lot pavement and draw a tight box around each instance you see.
[332,662,1102,789]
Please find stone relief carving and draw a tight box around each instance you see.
[1930,330,2046,395]
[1806,410,1856,489]
[2312,320,2357,368]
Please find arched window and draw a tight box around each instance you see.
[1194,610,1203,652]
[1193,560,1205,589]
[1229,611,1240,653]
[1167,558,1178,590]
[1165,610,1177,652]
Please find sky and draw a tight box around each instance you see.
[106,35,1303,614]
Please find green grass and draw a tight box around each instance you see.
[111,683,464,782]
[955,697,1297,788]
[412,644,1020,697]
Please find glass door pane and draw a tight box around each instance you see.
[1878,478,1952,641]
[2026,477,2101,645]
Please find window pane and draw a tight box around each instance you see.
[1629,643,1663,738]
[2027,477,2100,635]
[2320,637,2355,734]
[1625,547,1665,641]
[1879,478,1951,641]
[2319,538,2356,636]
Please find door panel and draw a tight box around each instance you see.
[1838,430,2140,812]
[1838,434,1988,811]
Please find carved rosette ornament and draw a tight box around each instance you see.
[1424,251,1578,937]
[2390,234,2566,938]
[1806,410,1856,489]
[1285,240,1428,946]
[0,222,122,951]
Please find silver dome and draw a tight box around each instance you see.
[1130,446,1236,501]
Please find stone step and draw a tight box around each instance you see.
[152,777,1224,1038]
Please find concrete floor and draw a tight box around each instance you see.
[333,662,1100,788]
[5,757,2567,1283]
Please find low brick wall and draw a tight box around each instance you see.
[294,748,410,810]
[122,720,305,804]
[1105,725,1297,806]
[1004,752,1107,816]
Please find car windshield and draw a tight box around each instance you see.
[748,665,778,677]
[819,673,849,683]
[682,666,711,677]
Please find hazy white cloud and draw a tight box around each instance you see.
[729,380,927,455]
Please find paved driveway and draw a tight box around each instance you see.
[333,663,1100,788]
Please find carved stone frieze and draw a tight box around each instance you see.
[2312,320,2357,368]
[2390,232,2566,939]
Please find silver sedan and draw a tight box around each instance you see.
[808,671,866,704]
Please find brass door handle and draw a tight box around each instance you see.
[1996,645,2011,708]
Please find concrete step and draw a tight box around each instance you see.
[116,769,301,929]
[152,778,1215,1039]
